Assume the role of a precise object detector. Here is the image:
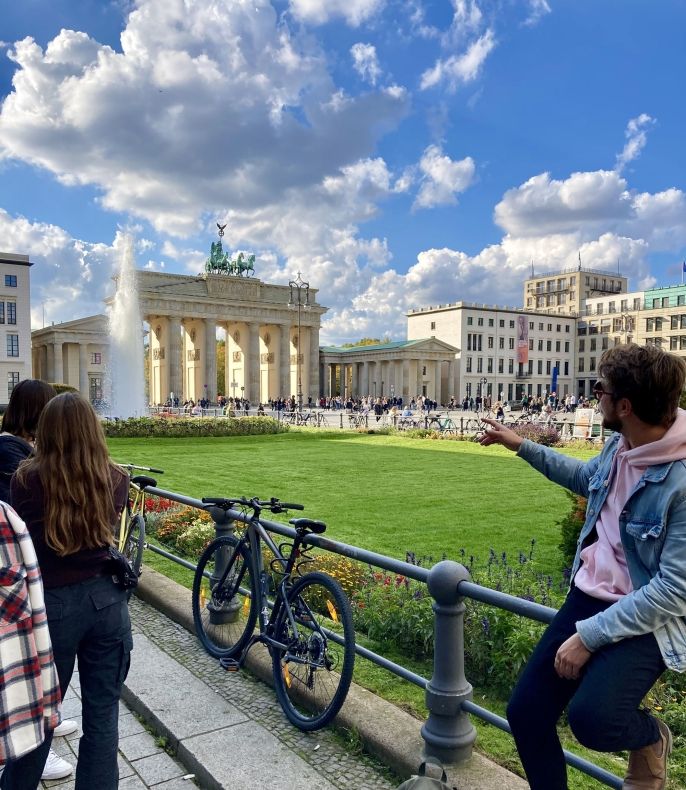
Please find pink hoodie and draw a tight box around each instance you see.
[575,409,686,602]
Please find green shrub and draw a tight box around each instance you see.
[175,520,217,557]
[103,416,288,438]
[557,491,586,568]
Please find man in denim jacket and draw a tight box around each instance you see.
[481,344,686,790]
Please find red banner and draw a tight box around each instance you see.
[517,315,529,365]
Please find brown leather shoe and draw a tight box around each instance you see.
[623,719,672,789]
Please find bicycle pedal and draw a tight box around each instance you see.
[219,657,240,672]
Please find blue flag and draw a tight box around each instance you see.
[683,261,686,273]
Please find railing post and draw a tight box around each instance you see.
[421,560,476,764]
[204,505,239,625]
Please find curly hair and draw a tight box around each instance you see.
[598,344,686,427]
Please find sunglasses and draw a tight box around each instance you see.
[592,382,615,399]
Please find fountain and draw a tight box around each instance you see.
[108,235,147,417]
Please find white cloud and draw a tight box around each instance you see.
[615,113,656,173]
[350,43,381,86]
[413,145,476,209]
[289,0,384,27]
[524,0,552,27]
[0,0,408,236]
[420,29,496,91]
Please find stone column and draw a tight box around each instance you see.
[308,325,319,404]
[247,322,260,404]
[434,361,442,405]
[402,359,410,404]
[79,344,89,399]
[278,323,290,398]
[350,361,357,398]
[328,364,336,398]
[223,325,232,398]
[53,341,64,384]
[415,359,423,397]
[360,362,368,397]
[168,317,182,402]
[447,360,455,403]
[205,318,217,402]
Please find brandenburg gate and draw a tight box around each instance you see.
[139,269,326,405]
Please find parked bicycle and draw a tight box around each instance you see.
[115,462,163,579]
[192,496,355,731]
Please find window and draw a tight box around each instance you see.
[681,315,686,330]
[546,340,552,351]
[7,303,15,325]
[681,337,686,351]
[90,352,102,364]
[499,336,504,349]
[529,339,534,350]
[546,361,551,375]
[498,358,504,373]
[602,336,609,350]
[488,336,494,349]
[556,324,561,332]
[477,357,483,373]
[547,323,552,332]
[466,357,472,372]
[467,317,473,325]
[538,323,544,331]
[564,361,569,376]
[679,295,686,306]
[596,304,603,315]
[655,317,663,331]
[653,298,660,308]
[499,319,505,328]
[509,320,515,328]
[537,339,543,351]
[671,337,678,350]
[646,318,654,332]
[0,303,4,324]
[590,357,596,372]
[590,338,596,351]
[488,318,494,327]
[509,337,514,349]
[89,376,103,403]
[477,317,484,326]
[621,299,628,311]
[527,360,533,374]
[529,322,534,330]
[564,341,570,353]
[633,298,641,310]
[7,372,19,399]
[555,341,561,352]
[508,359,514,374]
[487,358,493,373]
[537,360,543,374]
[6,334,18,357]
[608,301,616,313]
[565,325,570,332]
[579,339,585,352]
[430,321,436,330]
[578,358,585,372]
[4,275,17,287]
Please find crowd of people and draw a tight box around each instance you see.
[0,385,132,789]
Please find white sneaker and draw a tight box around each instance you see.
[41,749,74,780]
[54,718,79,737]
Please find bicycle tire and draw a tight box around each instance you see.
[192,535,258,659]
[122,513,145,578]
[271,571,355,731]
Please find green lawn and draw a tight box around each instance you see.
[109,431,593,579]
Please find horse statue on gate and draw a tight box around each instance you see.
[234,252,256,277]
[205,239,230,274]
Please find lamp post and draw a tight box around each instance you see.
[288,272,310,411]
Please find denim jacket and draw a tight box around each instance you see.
[518,434,686,672]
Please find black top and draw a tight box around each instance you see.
[10,467,129,589]
[0,433,32,503]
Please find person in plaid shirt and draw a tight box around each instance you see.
[0,502,61,764]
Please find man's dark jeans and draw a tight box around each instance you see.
[507,586,665,790]
[1,576,132,790]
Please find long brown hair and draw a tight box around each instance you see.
[15,392,127,556]
[2,379,56,440]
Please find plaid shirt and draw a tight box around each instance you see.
[0,503,60,764]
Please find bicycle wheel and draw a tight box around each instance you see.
[122,513,145,578]
[272,571,355,731]
[192,535,258,658]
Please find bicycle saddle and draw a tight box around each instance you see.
[289,517,327,534]
[131,475,157,489]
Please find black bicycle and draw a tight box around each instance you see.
[191,496,355,731]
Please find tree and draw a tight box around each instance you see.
[341,336,392,348]
[216,338,225,396]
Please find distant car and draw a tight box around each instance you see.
[505,400,524,411]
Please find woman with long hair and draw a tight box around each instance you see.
[0,379,56,502]
[1,392,130,790]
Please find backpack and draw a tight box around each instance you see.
[395,758,457,790]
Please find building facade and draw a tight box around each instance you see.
[0,253,33,406]
[31,315,109,402]
[523,266,628,316]
[407,302,577,402]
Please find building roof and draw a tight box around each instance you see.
[320,339,436,354]
[0,252,32,267]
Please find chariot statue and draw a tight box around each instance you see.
[205,223,256,277]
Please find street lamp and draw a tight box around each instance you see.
[288,272,310,411]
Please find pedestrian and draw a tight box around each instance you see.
[479,344,686,790]
[3,393,131,790]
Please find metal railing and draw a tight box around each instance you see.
[140,483,623,788]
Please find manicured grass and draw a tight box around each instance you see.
[109,431,594,580]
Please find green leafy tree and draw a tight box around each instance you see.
[341,336,392,348]
[216,339,225,397]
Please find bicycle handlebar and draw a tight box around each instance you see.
[201,496,304,514]
[116,462,165,474]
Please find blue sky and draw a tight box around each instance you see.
[0,0,684,343]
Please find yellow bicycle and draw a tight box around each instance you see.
[115,463,163,580]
